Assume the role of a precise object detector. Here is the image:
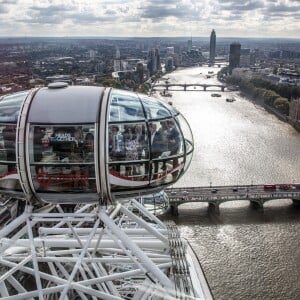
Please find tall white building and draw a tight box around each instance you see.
[114,47,122,72]
[89,50,97,60]
[148,48,160,75]
[165,57,174,72]
[113,60,122,72]
[167,47,175,56]
[116,47,120,59]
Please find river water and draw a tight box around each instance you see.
[157,66,300,300]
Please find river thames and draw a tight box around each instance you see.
[157,66,300,300]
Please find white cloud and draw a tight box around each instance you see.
[0,0,298,38]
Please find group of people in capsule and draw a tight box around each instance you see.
[32,126,95,191]
[109,119,181,180]
[0,119,181,191]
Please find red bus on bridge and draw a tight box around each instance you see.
[264,184,276,191]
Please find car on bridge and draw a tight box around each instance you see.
[211,188,218,193]
[278,184,291,190]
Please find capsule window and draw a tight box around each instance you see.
[108,122,150,190]
[28,125,96,193]
[139,95,173,120]
[0,91,29,193]
[148,120,184,184]
[109,91,145,122]
[0,91,29,123]
[108,118,186,192]
[0,124,20,191]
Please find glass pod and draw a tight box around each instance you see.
[0,84,193,204]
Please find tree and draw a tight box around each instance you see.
[254,87,268,100]
[240,80,256,96]
[225,76,241,85]
[137,82,151,94]
[273,97,290,115]
[263,90,279,106]
[217,66,229,81]
[98,77,122,88]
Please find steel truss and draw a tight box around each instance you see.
[0,199,204,300]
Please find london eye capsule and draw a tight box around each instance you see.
[0,84,193,204]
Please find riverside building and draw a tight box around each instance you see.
[229,42,241,73]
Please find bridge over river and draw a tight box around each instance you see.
[165,184,300,215]
[152,83,226,92]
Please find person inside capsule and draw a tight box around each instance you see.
[2,124,16,172]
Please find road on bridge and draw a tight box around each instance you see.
[165,184,300,214]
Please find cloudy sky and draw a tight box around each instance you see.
[0,0,299,38]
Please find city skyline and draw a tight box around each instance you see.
[0,0,299,39]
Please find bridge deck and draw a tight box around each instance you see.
[165,184,300,214]
[152,83,226,91]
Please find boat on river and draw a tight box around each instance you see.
[226,97,236,102]
[211,93,221,97]
[160,90,172,97]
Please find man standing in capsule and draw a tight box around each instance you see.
[2,125,16,172]
[167,120,180,178]
[149,123,163,180]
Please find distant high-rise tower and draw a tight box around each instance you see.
[209,29,216,64]
[116,47,120,59]
[229,42,241,72]
[113,47,122,72]
[167,47,175,56]
[187,39,192,51]
[165,57,174,72]
[240,48,250,67]
[147,48,161,75]
[89,50,97,60]
[136,62,144,84]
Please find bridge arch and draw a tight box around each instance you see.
[152,83,226,92]
[169,194,300,215]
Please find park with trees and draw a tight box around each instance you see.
[218,67,300,116]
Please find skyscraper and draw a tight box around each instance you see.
[113,47,122,72]
[115,47,120,59]
[240,48,250,67]
[165,57,174,72]
[147,48,161,75]
[229,42,241,72]
[187,39,192,51]
[136,62,144,84]
[209,29,216,64]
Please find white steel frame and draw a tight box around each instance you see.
[0,199,187,300]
